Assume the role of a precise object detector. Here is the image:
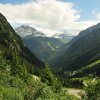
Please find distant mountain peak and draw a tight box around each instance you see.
[15,25,75,40]
[19,25,36,31]
[15,25,45,37]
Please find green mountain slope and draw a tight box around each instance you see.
[50,23,100,76]
[23,36,65,62]
[72,60,100,77]
[15,25,73,62]
[0,13,45,75]
[0,13,80,100]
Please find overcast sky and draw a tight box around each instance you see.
[0,0,100,35]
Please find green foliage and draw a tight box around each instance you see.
[0,55,79,100]
[35,84,79,100]
[73,60,100,78]
[62,78,84,89]
[10,56,28,81]
[0,86,24,100]
[85,81,100,100]
[41,66,62,91]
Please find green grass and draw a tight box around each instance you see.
[47,42,55,51]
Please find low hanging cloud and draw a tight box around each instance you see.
[0,0,100,35]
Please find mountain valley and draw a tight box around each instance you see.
[15,25,74,62]
[0,12,100,100]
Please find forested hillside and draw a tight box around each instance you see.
[50,23,100,77]
[0,13,80,100]
[0,0,100,99]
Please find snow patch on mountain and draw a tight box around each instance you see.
[15,25,45,37]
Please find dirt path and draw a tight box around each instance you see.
[32,75,40,81]
[67,88,86,99]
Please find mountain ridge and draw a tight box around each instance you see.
[0,13,45,75]
[50,22,100,76]
[15,25,74,62]
[15,25,45,37]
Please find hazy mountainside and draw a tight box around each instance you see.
[50,23,100,76]
[23,36,65,62]
[53,32,74,42]
[15,26,73,62]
